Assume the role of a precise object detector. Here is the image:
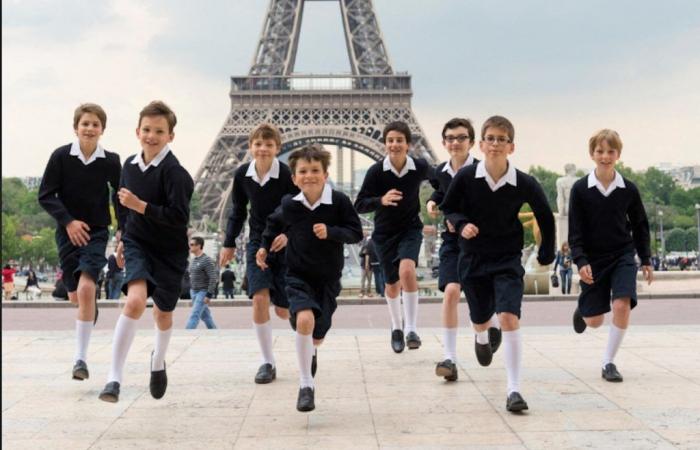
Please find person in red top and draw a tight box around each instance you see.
[3,264,17,300]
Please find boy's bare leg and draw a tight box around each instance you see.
[274,306,290,320]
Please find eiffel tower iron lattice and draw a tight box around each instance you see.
[194,0,437,228]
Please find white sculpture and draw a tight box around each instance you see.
[556,163,577,216]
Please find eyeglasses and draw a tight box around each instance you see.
[483,135,511,145]
[444,135,470,144]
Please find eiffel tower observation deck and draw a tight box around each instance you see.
[194,0,437,228]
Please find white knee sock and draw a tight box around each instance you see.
[74,320,93,362]
[443,327,458,362]
[107,314,138,383]
[254,321,275,366]
[296,332,314,388]
[489,313,501,329]
[603,323,627,367]
[475,328,489,345]
[402,291,419,333]
[386,294,402,330]
[152,326,172,371]
[503,329,522,395]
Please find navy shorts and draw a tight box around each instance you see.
[55,226,109,292]
[373,227,423,285]
[438,232,460,292]
[245,240,289,308]
[578,252,638,317]
[121,236,187,312]
[286,272,340,340]
[459,252,524,324]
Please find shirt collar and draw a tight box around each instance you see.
[383,155,416,178]
[475,160,517,192]
[245,158,280,186]
[442,154,474,178]
[131,145,171,172]
[292,183,333,210]
[69,141,106,166]
[587,170,626,197]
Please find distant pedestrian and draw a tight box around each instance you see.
[221,264,236,299]
[24,269,42,299]
[553,242,573,294]
[358,237,373,297]
[106,232,125,299]
[186,236,218,329]
[3,264,17,300]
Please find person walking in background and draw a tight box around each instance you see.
[554,242,574,294]
[221,264,236,299]
[358,236,374,298]
[24,268,42,299]
[368,238,385,297]
[185,236,218,329]
[106,232,125,299]
[3,264,17,300]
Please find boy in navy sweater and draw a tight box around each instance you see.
[38,103,124,382]
[427,118,501,382]
[257,144,363,412]
[219,123,297,384]
[441,116,555,412]
[569,129,653,383]
[354,121,432,353]
[99,101,194,403]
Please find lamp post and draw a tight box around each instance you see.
[658,210,665,270]
[695,203,700,270]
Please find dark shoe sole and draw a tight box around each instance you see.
[506,400,529,412]
[573,308,586,334]
[488,327,502,354]
[72,369,89,380]
[406,340,421,350]
[98,382,120,403]
[475,341,493,367]
[435,365,458,381]
[311,350,317,378]
[99,392,118,403]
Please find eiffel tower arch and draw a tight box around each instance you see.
[194,0,438,228]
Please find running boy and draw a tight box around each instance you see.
[569,129,653,382]
[38,103,124,381]
[257,144,363,412]
[427,118,501,382]
[99,100,194,402]
[354,121,432,353]
[219,123,297,384]
[441,115,555,412]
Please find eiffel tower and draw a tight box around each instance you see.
[194,0,437,227]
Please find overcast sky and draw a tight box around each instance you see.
[3,0,699,179]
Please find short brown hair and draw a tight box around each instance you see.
[249,123,282,148]
[481,115,515,142]
[288,143,331,173]
[589,129,622,155]
[190,236,204,248]
[139,100,177,133]
[73,103,107,130]
[383,121,412,144]
[442,117,474,140]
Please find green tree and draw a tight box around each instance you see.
[420,183,438,226]
[2,213,21,262]
[665,228,688,252]
[643,167,677,205]
[528,166,559,212]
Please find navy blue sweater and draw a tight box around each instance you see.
[428,158,479,232]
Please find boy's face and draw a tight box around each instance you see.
[292,159,328,198]
[385,130,409,167]
[479,126,514,163]
[442,126,474,160]
[136,115,173,153]
[590,140,620,170]
[250,138,280,164]
[74,113,104,148]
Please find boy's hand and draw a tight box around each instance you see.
[427,200,439,218]
[579,264,594,284]
[118,188,147,214]
[204,297,211,304]
[219,247,234,266]
[270,234,288,252]
[642,265,654,285]
[66,220,91,247]
[116,241,125,269]
[381,189,403,207]
[313,224,328,239]
[461,223,479,239]
[446,220,456,233]
[256,248,269,270]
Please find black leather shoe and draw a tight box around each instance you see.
[475,339,493,366]
[601,363,623,382]
[93,296,99,325]
[150,352,168,399]
[489,327,502,354]
[99,381,120,403]
[573,308,586,334]
[296,386,315,412]
[254,363,276,384]
[311,349,317,377]
[289,316,297,331]
[72,360,89,380]
[435,359,458,381]
[506,391,529,412]
[391,329,405,353]
[405,331,422,350]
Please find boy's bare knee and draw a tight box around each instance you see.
[123,297,146,319]
[153,309,173,330]
[585,315,604,328]
[612,298,631,316]
[296,310,315,334]
[274,306,289,320]
[499,312,520,331]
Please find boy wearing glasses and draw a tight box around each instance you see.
[355,121,432,353]
[441,115,554,412]
[427,118,501,382]
[569,129,653,383]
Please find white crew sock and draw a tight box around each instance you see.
[443,327,458,362]
[475,328,489,345]
[489,313,501,329]
[296,332,314,388]
[107,314,138,383]
[386,294,402,330]
[603,323,627,367]
[152,326,172,371]
[402,291,419,333]
[503,329,523,395]
[74,320,93,363]
[254,321,275,366]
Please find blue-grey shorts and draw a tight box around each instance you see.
[578,251,638,317]
[245,240,289,308]
[55,226,108,292]
[438,232,460,292]
[286,272,340,340]
[373,227,423,285]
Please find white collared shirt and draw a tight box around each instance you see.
[587,170,625,197]
[475,161,517,192]
[383,155,416,178]
[442,154,475,178]
[292,183,333,211]
[70,141,106,166]
[131,145,171,172]
[246,158,280,187]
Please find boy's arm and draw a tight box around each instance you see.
[205,256,218,298]
[428,166,445,206]
[628,185,652,266]
[354,166,382,213]
[37,151,73,226]
[440,172,470,234]
[528,178,556,265]
[142,166,194,227]
[223,172,249,248]
[109,154,127,232]
[567,184,588,268]
[260,204,287,251]
[325,195,364,244]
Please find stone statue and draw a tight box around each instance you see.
[556,164,577,216]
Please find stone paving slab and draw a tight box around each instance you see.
[2,325,699,449]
